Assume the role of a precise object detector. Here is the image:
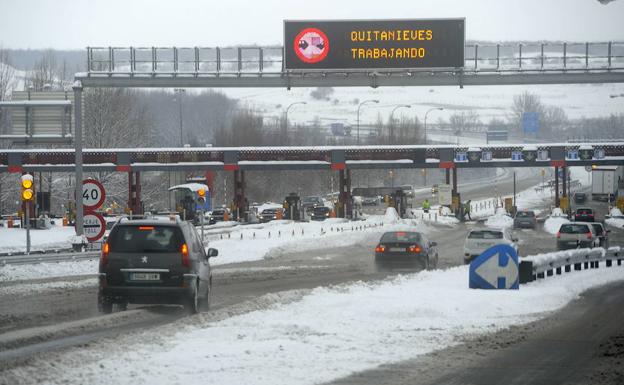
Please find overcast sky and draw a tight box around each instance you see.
[0,0,623,49]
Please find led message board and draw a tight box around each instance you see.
[284,19,465,70]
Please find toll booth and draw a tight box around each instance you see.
[283,193,301,220]
[390,190,408,218]
[168,183,211,223]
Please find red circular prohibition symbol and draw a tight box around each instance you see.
[82,179,107,211]
[293,27,330,64]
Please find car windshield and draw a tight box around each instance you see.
[108,225,183,253]
[212,210,225,215]
[560,224,590,234]
[303,197,321,204]
[313,206,329,214]
[576,193,586,197]
[262,209,278,214]
[468,230,503,239]
[516,211,535,218]
[380,232,422,243]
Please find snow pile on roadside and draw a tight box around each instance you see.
[523,247,606,266]
[544,209,570,234]
[485,208,513,229]
[606,207,624,229]
[0,224,77,253]
[0,259,99,283]
[383,207,400,223]
[13,264,624,385]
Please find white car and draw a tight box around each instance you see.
[463,227,518,264]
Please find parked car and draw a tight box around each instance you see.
[556,222,599,250]
[98,217,217,314]
[302,196,324,213]
[573,207,595,222]
[573,192,587,204]
[311,206,331,221]
[259,208,283,223]
[463,228,518,264]
[590,222,610,248]
[513,210,537,229]
[208,208,229,225]
[374,231,438,270]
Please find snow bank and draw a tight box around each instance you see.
[383,207,400,224]
[485,209,513,229]
[14,264,624,385]
[544,216,570,235]
[0,223,77,253]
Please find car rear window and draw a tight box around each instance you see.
[516,212,535,218]
[314,206,330,214]
[109,225,184,253]
[381,232,422,243]
[560,224,590,234]
[468,230,503,239]
[576,193,586,197]
[576,209,592,214]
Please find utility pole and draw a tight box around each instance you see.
[174,88,185,146]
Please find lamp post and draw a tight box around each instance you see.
[357,99,379,145]
[285,101,307,136]
[424,107,444,145]
[389,104,411,143]
[174,88,185,146]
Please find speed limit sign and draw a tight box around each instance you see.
[82,212,106,242]
[82,179,106,211]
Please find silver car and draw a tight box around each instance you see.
[556,222,599,250]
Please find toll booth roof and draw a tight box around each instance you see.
[168,183,209,192]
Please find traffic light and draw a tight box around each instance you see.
[197,188,206,204]
[21,174,34,202]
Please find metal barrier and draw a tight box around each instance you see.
[520,247,622,283]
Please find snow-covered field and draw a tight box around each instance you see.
[224,83,624,129]
[8,262,624,385]
[0,222,76,253]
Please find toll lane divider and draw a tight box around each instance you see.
[520,246,622,284]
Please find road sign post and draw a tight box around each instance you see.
[469,244,519,290]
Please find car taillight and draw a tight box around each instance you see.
[181,243,190,267]
[408,245,422,253]
[588,214,594,217]
[556,232,561,238]
[586,232,592,239]
[100,243,109,268]
[375,245,385,253]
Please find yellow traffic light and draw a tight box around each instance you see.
[197,188,206,198]
[20,174,35,202]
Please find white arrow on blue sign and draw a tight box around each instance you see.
[469,244,519,290]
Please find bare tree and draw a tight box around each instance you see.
[27,49,60,91]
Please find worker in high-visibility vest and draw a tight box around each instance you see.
[423,198,431,213]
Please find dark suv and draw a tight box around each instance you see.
[98,218,217,314]
[573,207,595,222]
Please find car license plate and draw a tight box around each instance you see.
[389,247,406,252]
[477,243,492,248]
[130,272,160,281]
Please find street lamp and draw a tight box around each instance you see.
[285,101,307,133]
[389,104,411,143]
[424,107,444,145]
[174,88,185,146]
[357,99,379,146]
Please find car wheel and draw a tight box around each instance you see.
[199,279,212,312]
[98,293,113,314]
[184,282,199,314]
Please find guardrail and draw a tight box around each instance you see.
[0,251,100,266]
[520,247,622,283]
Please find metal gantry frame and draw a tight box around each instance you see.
[76,42,624,88]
